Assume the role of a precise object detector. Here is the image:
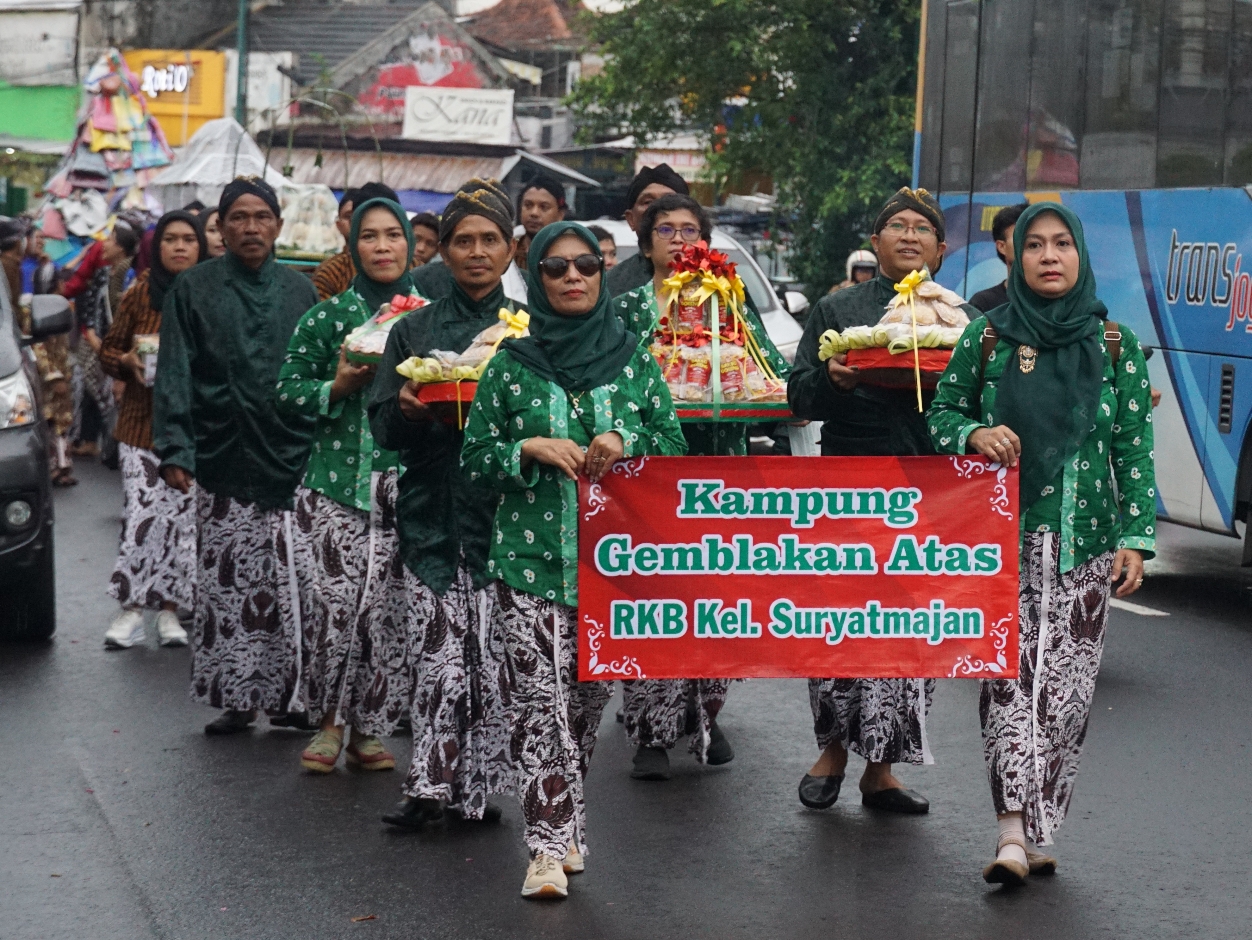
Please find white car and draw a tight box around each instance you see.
[590,219,808,362]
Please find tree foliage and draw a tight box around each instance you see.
[568,0,920,293]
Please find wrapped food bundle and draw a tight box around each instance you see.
[817,268,970,402]
[395,309,530,384]
[817,267,969,361]
[649,242,788,410]
[344,294,429,364]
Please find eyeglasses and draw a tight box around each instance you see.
[538,253,602,279]
[883,221,936,238]
[655,223,702,242]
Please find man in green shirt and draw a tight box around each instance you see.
[788,187,975,815]
[154,177,317,737]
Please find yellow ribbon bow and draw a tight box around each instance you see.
[497,308,530,337]
[893,269,928,412]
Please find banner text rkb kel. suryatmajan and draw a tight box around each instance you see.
[578,456,1020,681]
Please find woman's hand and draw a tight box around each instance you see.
[585,431,625,483]
[84,328,102,355]
[161,466,194,494]
[825,352,859,391]
[397,380,431,422]
[967,425,1021,467]
[1110,549,1144,598]
[120,350,145,385]
[520,437,586,481]
[329,347,377,404]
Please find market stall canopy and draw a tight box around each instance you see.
[148,117,288,210]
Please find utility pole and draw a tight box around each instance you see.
[234,0,249,126]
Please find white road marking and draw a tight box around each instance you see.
[1109,598,1170,617]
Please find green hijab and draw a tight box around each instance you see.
[502,221,637,391]
[986,202,1107,510]
[348,197,416,312]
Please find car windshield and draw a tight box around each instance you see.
[0,297,24,377]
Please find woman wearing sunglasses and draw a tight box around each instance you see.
[609,193,792,781]
[461,221,687,899]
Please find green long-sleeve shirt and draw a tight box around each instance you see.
[611,281,791,456]
[926,316,1157,573]
[461,346,688,607]
[274,286,405,512]
[153,252,317,510]
[367,283,517,595]
[789,275,977,456]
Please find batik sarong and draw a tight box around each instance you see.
[402,560,513,818]
[190,491,302,714]
[982,531,1114,845]
[108,443,196,615]
[494,582,612,859]
[293,471,409,736]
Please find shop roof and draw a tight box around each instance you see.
[463,0,584,52]
[206,0,509,89]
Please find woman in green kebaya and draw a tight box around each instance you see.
[461,221,687,900]
[928,202,1156,886]
[276,197,420,775]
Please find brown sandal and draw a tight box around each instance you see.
[52,468,78,487]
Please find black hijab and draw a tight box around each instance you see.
[149,210,207,312]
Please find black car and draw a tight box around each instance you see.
[0,290,72,641]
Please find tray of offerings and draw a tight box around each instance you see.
[845,347,954,389]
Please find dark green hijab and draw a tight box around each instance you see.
[349,197,415,312]
[502,221,637,391]
[986,202,1107,510]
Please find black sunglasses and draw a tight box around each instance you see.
[538,253,602,279]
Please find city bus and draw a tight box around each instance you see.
[914,0,1252,562]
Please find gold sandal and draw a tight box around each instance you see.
[982,833,1029,887]
[300,729,344,773]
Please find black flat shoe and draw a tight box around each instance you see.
[268,711,315,731]
[615,708,624,723]
[382,797,443,829]
[798,773,843,809]
[204,709,254,736]
[445,801,503,824]
[705,720,734,765]
[861,786,930,814]
[630,746,671,781]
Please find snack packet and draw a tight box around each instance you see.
[345,294,429,363]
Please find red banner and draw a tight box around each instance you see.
[577,456,1019,681]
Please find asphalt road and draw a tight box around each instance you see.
[4,458,1251,940]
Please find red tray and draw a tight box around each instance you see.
[417,381,478,428]
[845,348,953,389]
[416,381,478,404]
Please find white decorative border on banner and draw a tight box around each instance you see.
[949,457,1014,521]
[948,613,1013,677]
[583,615,646,679]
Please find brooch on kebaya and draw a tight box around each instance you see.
[1018,344,1038,374]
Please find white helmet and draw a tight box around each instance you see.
[846,249,878,280]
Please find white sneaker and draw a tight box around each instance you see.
[521,855,568,899]
[104,609,145,649]
[155,610,188,647]
[562,842,584,874]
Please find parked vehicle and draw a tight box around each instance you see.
[0,291,72,641]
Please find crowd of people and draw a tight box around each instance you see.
[1,164,1157,899]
